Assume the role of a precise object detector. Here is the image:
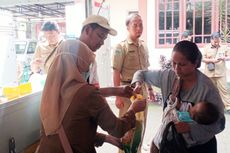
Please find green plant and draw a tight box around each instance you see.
[219,0,230,43]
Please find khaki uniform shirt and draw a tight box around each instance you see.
[33,40,62,73]
[112,38,150,83]
[203,44,230,77]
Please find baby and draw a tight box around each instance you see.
[177,100,219,125]
[152,97,219,152]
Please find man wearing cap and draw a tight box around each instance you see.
[36,15,143,153]
[31,21,63,74]
[79,15,117,86]
[180,31,192,41]
[112,13,153,153]
[202,32,230,114]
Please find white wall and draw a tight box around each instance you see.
[95,0,139,87]
[108,0,138,46]
[146,0,171,69]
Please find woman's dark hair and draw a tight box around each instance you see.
[173,40,202,68]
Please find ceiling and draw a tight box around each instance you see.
[0,1,75,20]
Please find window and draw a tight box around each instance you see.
[15,41,27,54]
[27,42,37,54]
[191,0,212,43]
[155,0,230,47]
[157,0,180,46]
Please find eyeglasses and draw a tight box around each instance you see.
[96,32,107,41]
[93,28,108,41]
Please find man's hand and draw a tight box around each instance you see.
[120,85,133,98]
[30,58,42,73]
[216,57,226,61]
[128,98,146,113]
[105,135,123,149]
[99,86,132,98]
[147,89,155,101]
[121,129,135,144]
[213,58,221,63]
[115,97,124,109]
[133,81,142,94]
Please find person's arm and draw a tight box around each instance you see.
[145,84,155,101]
[91,92,146,138]
[112,43,125,109]
[113,69,125,108]
[215,45,230,62]
[202,57,220,63]
[99,85,133,98]
[143,43,150,68]
[104,135,123,149]
[202,45,220,64]
[132,69,162,89]
[94,133,123,149]
[111,44,123,88]
[113,68,121,87]
[31,44,42,73]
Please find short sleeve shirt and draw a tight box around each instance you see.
[33,40,61,73]
[112,38,150,82]
[203,44,230,77]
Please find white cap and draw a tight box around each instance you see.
[82,15,117,36]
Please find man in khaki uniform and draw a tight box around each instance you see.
[31,21,63,74]
[112,13,154,153]
[202,32,230,114]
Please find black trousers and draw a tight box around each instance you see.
[188,137,217,153]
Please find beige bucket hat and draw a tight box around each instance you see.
[82,15,117,36]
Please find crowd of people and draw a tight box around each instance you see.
[28,13,229,153]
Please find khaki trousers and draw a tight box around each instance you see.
[210,76,230,110]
